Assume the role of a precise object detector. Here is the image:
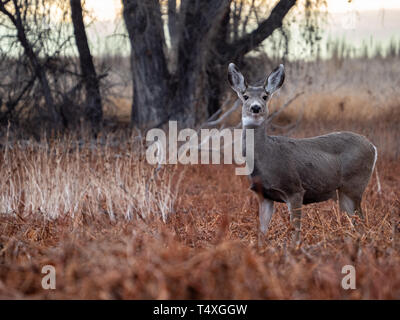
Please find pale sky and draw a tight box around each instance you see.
[327,0,400,13]
[85,0,400,22]
[85,0,121,21]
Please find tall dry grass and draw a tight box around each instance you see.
[0,131,183,222]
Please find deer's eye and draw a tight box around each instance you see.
[243,95,249,101]
[262,95,268,101]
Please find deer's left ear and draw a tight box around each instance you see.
[264,64,285,94]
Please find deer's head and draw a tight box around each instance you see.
[228,63,285,127]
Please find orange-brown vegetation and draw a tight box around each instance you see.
[0,112,399,299]
[1,57,400,299]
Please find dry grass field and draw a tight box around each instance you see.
[0,57,399,299]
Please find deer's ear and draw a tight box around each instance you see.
[228,63,247,95]
[265,64,285,94]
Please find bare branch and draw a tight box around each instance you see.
[202,98,241,128]
[241,0,256,36]
[226,0,297,61]
[267,91,304,124]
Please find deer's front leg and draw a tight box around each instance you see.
[287,192,304,245]
[258,197,274,246]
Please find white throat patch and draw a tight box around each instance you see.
[242,115,265,127]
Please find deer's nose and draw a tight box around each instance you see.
[250,104,261,114]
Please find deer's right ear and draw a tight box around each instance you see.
[228,63,247,95]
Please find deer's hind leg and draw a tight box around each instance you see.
[338,161,372,220]
[338,189,364,219]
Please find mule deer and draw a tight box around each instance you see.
[228,63,377,244]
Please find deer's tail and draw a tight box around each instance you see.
[372,144,382,195]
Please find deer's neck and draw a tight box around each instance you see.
[242,119,270,158]
[243,119,269,143]
[255,120,269,142]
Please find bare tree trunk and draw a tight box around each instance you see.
[171,0,230,126]
[122,0,170,129]
[70,0,103,129]
[206,5,231,117]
